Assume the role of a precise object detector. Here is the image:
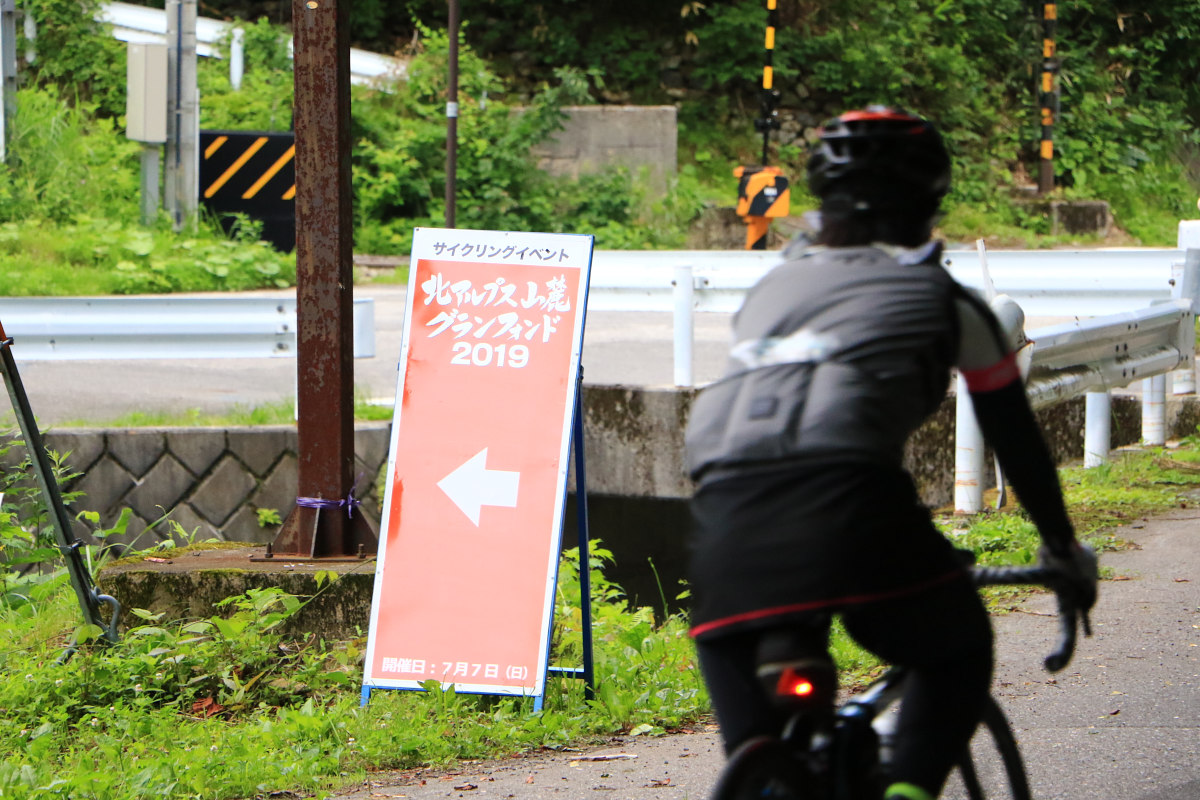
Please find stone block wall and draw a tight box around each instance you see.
[2,387,1198,555]
[0,423,391,549]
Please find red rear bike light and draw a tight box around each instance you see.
[775,667,816,698]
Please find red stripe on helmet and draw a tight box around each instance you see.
[838,108,921,123]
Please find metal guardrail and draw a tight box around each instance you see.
[604,248,1189,387]
[590,248,1185,317]
[1025,301,1194,409]
[97,2,403,86]
[598,247,1199,511]
[953,250,1200,513]
[0,297,375,361]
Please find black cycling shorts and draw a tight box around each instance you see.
[689,461,966,641]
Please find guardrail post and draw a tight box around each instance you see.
[1084,391,1110,467]
[672,263,694,387]
[1142,375,1166,446]
[230,27,244,90]
[1172,248,1200,394]
[954,374,984,513]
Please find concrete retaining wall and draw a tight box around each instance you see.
[530,106,677,195]
[0,423,391,549]
[4,386,1197,553]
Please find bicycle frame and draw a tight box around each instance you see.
[713,564,1087,800]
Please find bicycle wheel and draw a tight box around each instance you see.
[711,736,812,800]
[942,697,1031,800]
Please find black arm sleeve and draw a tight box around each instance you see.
[969,380,1076,555]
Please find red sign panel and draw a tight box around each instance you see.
[363,228,593,696]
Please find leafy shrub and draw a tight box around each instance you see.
[199,18,296,132]
[0,217,295,295]
[0,87,141,225]
[22,0,128,119]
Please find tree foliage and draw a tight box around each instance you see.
[13,1,1200,245]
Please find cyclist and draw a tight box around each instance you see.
[684,107,1098,800]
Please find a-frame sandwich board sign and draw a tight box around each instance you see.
[362,228,594,706]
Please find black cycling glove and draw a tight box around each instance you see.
[1038,541,1099,612]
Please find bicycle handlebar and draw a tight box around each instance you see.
[972,564,1091,673]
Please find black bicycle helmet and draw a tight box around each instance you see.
[806,106,951,207]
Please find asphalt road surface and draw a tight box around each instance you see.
[330,508,1200,800]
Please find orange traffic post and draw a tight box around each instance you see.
[735,165,790,250]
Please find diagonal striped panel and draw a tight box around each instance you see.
[199,130,296,252]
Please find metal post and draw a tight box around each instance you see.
[0,0,17,164]
[954,374,985,513]
[230,27,245,91]
[165,0,199,230]
[1036,2,1058,194]
[571,380,594,701]
[1141,375,1166,446]
[140,144,160,226]
[1172,244,1200,394]
[1084,391,1110,467]
[672,264,694,387]
[268,0,377,560]
[445,0,459,228]
[21,2,33,65]
[756,0,780,166]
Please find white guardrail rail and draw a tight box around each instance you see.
[590,245,1200,512]
[589,248,1187,317]
[594,247,1191,387]
[951,250,1200,513]
[97,2,404,86]
[0,297,375,361]
[1,246,1195,515]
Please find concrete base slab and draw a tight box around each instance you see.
[97,545,377,640]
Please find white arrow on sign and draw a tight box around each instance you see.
[437,448,521,526]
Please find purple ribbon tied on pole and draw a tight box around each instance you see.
[296,474,364,519]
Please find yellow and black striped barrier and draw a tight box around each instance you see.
[735,0,789,251]
[735,165,790,250]
[199,130,296,251]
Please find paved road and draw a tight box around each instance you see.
[4,284,734,427]
[329,509,1199,800]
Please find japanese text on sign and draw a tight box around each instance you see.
[421,272,573,367]
[377,658,529,683]
[429,241,575,263]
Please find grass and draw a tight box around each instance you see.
[0,442,1195,799]
[50,395,395,429]
[0,218,296,297]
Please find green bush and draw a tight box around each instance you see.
[22,0,128,119]
[9,1,1200,256]
[199,18,295,132]
[0,87,140,225]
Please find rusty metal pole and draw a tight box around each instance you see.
[267,0,377,560]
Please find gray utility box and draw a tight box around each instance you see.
[126,42,168,144]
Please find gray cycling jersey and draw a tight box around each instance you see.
[685,243,1007,481]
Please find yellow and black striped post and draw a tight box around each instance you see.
[1037,2,1058,194]
[735,165,790,250]
[736,0,789,250]
[755,0,781,165]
